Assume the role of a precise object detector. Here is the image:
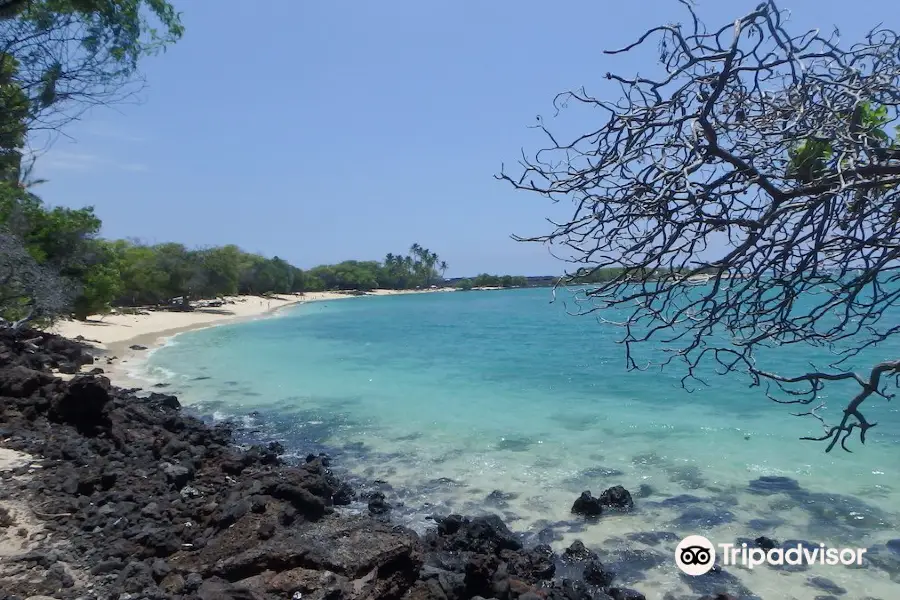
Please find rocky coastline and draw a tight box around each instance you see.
[1,327,749,600]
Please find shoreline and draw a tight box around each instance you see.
[1,325,667,600]
[4,306,899,598]
[48,288,456,388]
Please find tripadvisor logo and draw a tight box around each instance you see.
[675,535,716,576]
[675,535,868,575]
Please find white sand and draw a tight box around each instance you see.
[51,289,456,348]
[51,293,325,347]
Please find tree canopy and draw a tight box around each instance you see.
[1,0,183,161]
[500,0,900,452]
[0,0,182,324]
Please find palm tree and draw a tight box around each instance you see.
[439,260,448,280]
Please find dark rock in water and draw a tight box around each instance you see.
[626,531,680,546]
[129,344,149,351]
[748,475,802,495]
[58,362,79,374]
[428,513,523,557]
[754,536,778,551]
[428,476,462,487]
[635,484,654,499]
[658,494,707,507]
[564,540,598,561]
[332,481,355,505]
[535,526,562,544]
[368,490,391,515]
[747,517,785,531]
[572,490,603,516]
[807,576,847,595]
[600,485,634,511]
[609,588,647,600]
[886,539,900,554]
[765,539,817,573]
[87,367,104,375]
[147,391,180,409]
[667,465,707,490]
[544,579,610,600]
[246,441,284,466]
[566,466,626,485]
[304,451,330,466]
[584,560,616,586]
[496,437,532,451]
[680,565,757,598]
[863,543,900,576]
[603,548,668,585]
[671,507,735,529]
[791,489,891,532]
[486,489,518,507]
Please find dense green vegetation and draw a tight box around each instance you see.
[0,188,453,321]
[0,0,184,325]
[452,274,528,290]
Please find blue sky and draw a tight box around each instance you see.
[32,0,890,277]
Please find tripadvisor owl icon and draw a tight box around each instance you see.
[675,535,716,576]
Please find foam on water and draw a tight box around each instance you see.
[137,289,900,599]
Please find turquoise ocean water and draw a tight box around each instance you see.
[134,288,900,599]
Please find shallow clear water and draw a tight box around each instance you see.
[136,288,900,599]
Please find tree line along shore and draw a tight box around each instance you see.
[1,191,553,326]
[2,183,727,330]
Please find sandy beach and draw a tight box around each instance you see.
[48,288,455,385]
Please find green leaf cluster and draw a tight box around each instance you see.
[786,102,899,184]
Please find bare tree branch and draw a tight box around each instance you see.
[498,0,900,451]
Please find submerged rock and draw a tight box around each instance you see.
[747,475,802,495]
